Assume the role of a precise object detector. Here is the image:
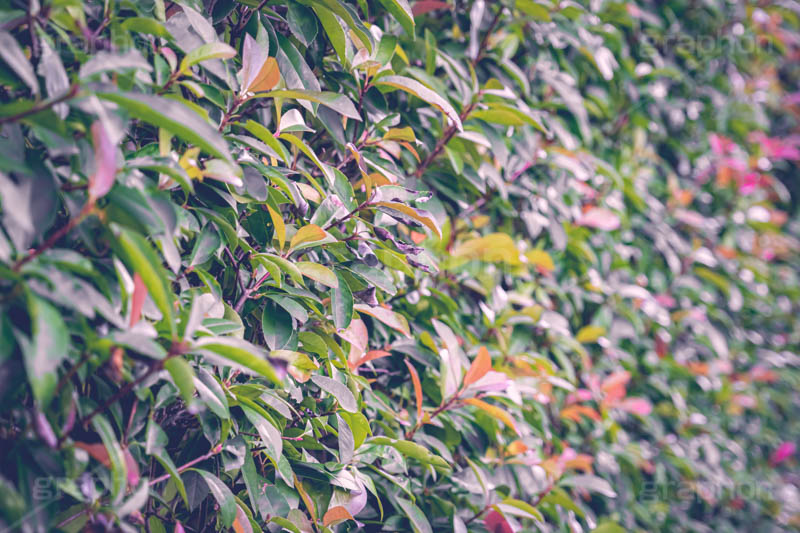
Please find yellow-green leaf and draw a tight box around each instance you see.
[576,325,606,343]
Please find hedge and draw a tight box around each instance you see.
[0,0,799,532]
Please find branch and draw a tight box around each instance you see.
[77,360,164,430]
[13,200,93,272]
[232,0,269,39]
[0,84,79,125]
[413,8,503,179]
[323,200,371,231]
[413,102,477,179]
[149,444,223,486]
[405,391,462,440]
[233,270,271,313]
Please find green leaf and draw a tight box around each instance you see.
[192,337,281,384]
[540,487,585,517]
[179,42,236,73]
[516,0,551,21]
[591,522,627,533]
[164,357,196,406]
[152,452,189,507]
[331,167,357,212]
[310,375,357,412]
[116,479,149,517]
[195,367,230,419]
[243,120,291,163]
[395,498,432,533]
[376,0,415,36]
[241,403,282,464]
[287,3,319,47]
[259,90,361,120]
[261,298,294,350]
[331,270,353,330]
[190,469,237,528]
[96,91,234,163]
[312,4,347,64]
[309,0,373,53]
[296,262,339,288]
[92,415,127,504]
[498,497,544,522]
[18,294,68,406]
[375,75,462,131]
[255,253,305,286]
[368,437,450,471]
[121,17,171,37]
[0,31,38,94]
[189,224,221,266]
[113,226,176,337]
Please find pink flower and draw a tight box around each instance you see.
[576,207,621,231]
[710,133,736,155]
[654,293,676,308]
[619,397,653,416]
[739,172,759,195]
[769,442,796,466]
[750,132,800,160]
[720,157,748,172]
[784,92,800,106]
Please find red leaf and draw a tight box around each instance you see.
[619,397,652,416]
[576,207,620,231]
[412,1,452,16]
[88,121,117,200]
[130,272,147,326]
[124,446,140,487]
[485,510,513,533]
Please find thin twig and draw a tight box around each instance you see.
[405,391,462,440]
[0,84,79,125]
[149,444,224,486]
[233,271,271,313]
[13,200,93,272]
[413,8,503,180]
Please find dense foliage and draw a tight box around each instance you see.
[1,0,799,531]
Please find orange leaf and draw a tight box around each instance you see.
[130,272,147,326]
[233,505,254,533]
[404,359,423,420]
[294,475,317,523]
[506,440,528,455]
[75,441,110,467]
[109,346,124,382]
[399,141,420,162]
[464,397,518,434]
[462,346,491,389]
[350,349,391,370]
[250,57,280,93]
[560,405,601,422]
[322,505,354,527]
[601,370,630,403]
[374,201,442,238]
[564,453,594,474]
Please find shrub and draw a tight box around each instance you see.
[0,0,798,532]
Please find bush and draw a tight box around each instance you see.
[0,0,799,531]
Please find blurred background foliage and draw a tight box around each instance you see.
[0,0,799,531]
